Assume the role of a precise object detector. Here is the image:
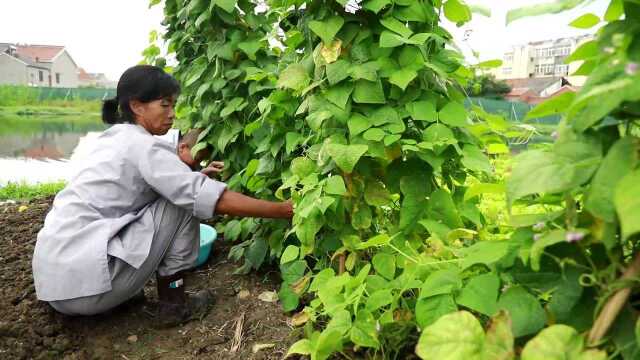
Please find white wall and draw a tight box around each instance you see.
[0,53,28,85]
[50,50,78,88]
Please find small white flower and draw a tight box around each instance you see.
[533,234,542,241]
[532,222,545,232]
[565,231,585,243]
[626,62,639,76]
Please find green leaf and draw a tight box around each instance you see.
[363,128,386,141]
[348,113,372,137]
[277,64,310,91]
[327,310,352,335]
[615,170,640,240]
[469,4,491,17]
[281,245,299,264]
[237,39,262,60]
[214,0,237,13]
[506,0,589,24]
[286,339,312,356]
[525,92,575,120]
[585,137,639,222]
[497,286,545,337]
[464,183,505,201]
[521,325,606,360]
[326,60,351,85]
[604,0,624,21]
[315,329,343,360]
[325,175,347,195]
[389,68,418,90]
[325,83,354,109]
[309,16,345,45]
[394,0,430,22]
[507,143,601,204]
[352,204,372,229]
[364,181,392,206]
[380,17,413,38]
[483,311,515,360]
[530,229,574,271]
[372,253,396,280]
[350,310,380,348]
[363,0,391,13]
[461,145,492,174]
[569,13,599,29]
[326,144,369,173]
[420,269,461,298]
[459,241,511,270]
[415,294,458,329]
[564,41,598,63]
[379,31,405,48]
[291,157,317,178]
[427,189,464,229]
[278,283,300,312]
[356,233,391,249]
[285,132,303,155]
[220,97,245,117]
[456,273,500,316]
[476,59,503,69]
[438,101,468,127]
[366,289,394,311]
[443,0,472,23]
[353,80,386,104]
[416,311,484,359]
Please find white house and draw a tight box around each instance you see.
[0,43,79,88]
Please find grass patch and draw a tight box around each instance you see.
[0,104,101,116]
[0,181,66,201]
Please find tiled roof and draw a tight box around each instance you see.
[505,77,570,95]
[15,44,65,62]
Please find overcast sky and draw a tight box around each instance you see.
[0,0,609,81]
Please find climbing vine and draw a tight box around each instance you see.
[151,0,640,358]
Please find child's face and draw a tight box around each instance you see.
[178,142,209,170]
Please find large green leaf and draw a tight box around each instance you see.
[326,60,351,85]
[458,241,510,270]
[326,144,369,173]
[521,325,606,360]
[615,170,640,240]
[420,269,461,298]
[461,145,492,174]
[456,273,500,316]
[325,175,347,195]
[353,80,386,104]
[350,310,379,348]
[497,286,546,337]
[214,0,236,13]
[389,68,418,90]
[315,329,343,360]
[438,101,468,127]
[364,181,392,206]
[443,0,472,23]
[277,63,310,91]
[483,311,515,360]
[416,311,484,359]
[406,100,437,121]
[415,294,458,329]
[569,13,599,28]
[363,0,391,13]
[325,83,354,109]
[348,113,372,137]
[379,16,413,38]
[585,137,639,222]
[525,92,575,120]
[309,16,345,45]
[507,140,601,204]
[372,253,396,280]
[427,189,464,229]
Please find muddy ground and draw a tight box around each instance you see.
[0,197,301,359]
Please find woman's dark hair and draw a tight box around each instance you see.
[102,65,180,124]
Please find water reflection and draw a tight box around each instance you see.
[0,113,105,185]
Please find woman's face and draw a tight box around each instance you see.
[131,96,176,135]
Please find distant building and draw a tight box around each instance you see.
[491,34,595,87]
[503,77,578,104]
[0,43,79,87]
[78,68,116,88]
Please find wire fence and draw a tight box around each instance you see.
[37,87,116,101]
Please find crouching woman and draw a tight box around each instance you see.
[32,65,292,326]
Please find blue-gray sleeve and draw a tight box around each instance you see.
[137,141,227,219]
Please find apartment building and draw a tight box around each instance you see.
[492,34,594,86]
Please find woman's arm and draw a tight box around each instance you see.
[214,190,293,219]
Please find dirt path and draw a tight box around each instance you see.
[0,197,300,359]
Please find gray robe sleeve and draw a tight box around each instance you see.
[137,141,227,220]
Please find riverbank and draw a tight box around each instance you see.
[0,181,66,202]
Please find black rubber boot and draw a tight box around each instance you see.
[155,272,214,327]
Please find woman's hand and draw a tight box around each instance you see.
[200,161,224,178]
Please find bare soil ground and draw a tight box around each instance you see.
[0,197,301,359]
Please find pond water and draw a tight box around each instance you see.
[0,113,106,185]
